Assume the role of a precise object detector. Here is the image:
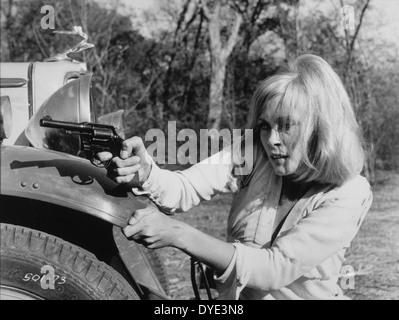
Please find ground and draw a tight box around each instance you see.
[156,170,399,300]
[344,171,399,300]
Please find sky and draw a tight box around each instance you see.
[371,0,399,46]
[125,0,156,9]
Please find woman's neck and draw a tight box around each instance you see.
[280,176,313,203]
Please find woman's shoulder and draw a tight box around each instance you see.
[335,175,372,197]
[312,175,373,208]
[314,175,372,208]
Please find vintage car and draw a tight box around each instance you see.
[0,27,171,300]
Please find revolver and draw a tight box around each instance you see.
[40,116,124,167]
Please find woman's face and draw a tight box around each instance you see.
[258,112,303,177]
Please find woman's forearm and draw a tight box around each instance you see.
[133,151,236,214]
[174,221,236,273]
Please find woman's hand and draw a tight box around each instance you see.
[123,204,185,250]
[124,206,235,273]
[96,136,152,188]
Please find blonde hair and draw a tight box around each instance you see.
[247,54,365,186]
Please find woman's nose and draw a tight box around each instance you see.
[268,128,281,146]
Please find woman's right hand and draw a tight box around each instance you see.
[96,136,152,188]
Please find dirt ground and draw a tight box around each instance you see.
[156,171,399,300]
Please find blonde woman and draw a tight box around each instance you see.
[98,54,372,300]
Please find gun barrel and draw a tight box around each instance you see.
[40,118,92,133]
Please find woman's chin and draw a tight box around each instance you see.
[272,168,287,176]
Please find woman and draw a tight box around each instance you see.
[98,54,372,300]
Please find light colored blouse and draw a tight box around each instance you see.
[132,148,373,300]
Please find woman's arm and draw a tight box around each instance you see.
[98,137,237,213]
[123,204,236,273]
[135,151,237,213]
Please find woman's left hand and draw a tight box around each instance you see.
[123,204,183,249]
[124,204,236,274]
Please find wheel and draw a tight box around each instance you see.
[0,223,139,300]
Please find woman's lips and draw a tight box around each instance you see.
[271,154,288,160]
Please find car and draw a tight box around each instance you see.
[0,26,170,300]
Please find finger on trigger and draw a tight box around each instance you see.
[96,151,113,162]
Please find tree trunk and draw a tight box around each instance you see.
[201,0,242,131]
[207,52,227,130]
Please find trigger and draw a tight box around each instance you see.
[103,160,112,168]
[90,157,107,168]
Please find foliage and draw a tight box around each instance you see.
[292,0,399,180]
[1,0,398,175]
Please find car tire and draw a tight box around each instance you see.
[0,223,139,300]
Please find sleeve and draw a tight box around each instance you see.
[214,176,373,295]
[132,149,238,214]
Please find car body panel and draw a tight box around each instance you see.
[0,61,87,146]
[0,63,31,145]
[1,30,171,299]
[1,145,145,228]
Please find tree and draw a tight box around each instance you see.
[337,0,376,182]
[1,0,140,119]
[288,0,399,183]
[273,0,300,61]
[199,0,242,132]
[226,0,280,129]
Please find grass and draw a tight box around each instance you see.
[156,170,399,300]
[344,171,399,300]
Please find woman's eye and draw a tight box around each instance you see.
[284,123,292,131]
[258,122,271,131]
[278,121,296,132]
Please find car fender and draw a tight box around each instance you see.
[1,145,170,299]
[0,145,145,227]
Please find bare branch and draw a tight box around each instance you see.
[251,0,266,25]
[223,12,243,59]
[182,1,200,33]
[230,0,245,17]
[207,2,222,53]
[199,0,211,20]
[174,0,193,37]
[32,27,49,58]
[347,0,371,65]
[125,73,159,117]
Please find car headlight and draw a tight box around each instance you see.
[25,73,94,155]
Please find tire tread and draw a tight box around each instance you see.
[1,223,139,300]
